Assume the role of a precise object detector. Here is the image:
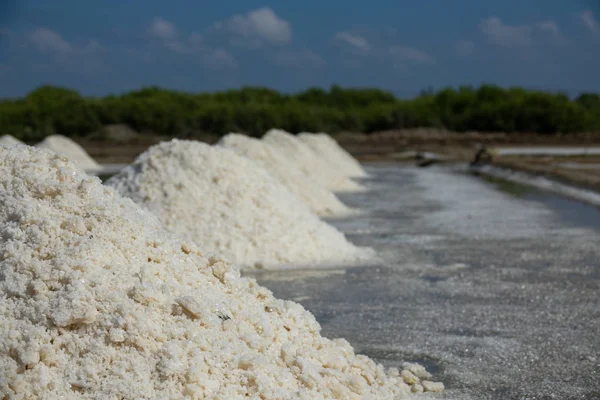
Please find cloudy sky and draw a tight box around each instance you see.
[0,0,599,97]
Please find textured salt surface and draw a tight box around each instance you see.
[472,164,600,208]
[0,145,438,399]
[35,135,100,172]
[494,146,600,156]
[415,166,556,239]
[107,140,372,269]
[218,133,351,216]
[263,129,365,193]
[298,132,368,178]
[0,135,24,146]
[306,164,600,399]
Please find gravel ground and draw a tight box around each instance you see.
[248,163,600,400]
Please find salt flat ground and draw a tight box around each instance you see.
[249,164,600,400]
[494,146,600,156]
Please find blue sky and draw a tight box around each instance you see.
[0,0,599,97]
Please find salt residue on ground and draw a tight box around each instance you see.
[0,145,441,399]
[416,167,554,239]
[107,139,372,269]
[299,132,369,178]
[262,129,366,193]
[35,134,100,172]
[218,133,352,216]
[0,135,24,146]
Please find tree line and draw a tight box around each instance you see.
[1,84,599,141]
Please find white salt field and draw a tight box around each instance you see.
[0,135,24,146]
[106,139,373,269]
[218,133,352,217]
[471,164,600,208]
[493,146,600,157]
[3,0,600,398]
[35,134,102,173]
[251,164,600,400]
[556,162,600,170]
[262,129,366,193]
[1,134,599,399]
[0,145,438,399]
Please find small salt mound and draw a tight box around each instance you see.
[218,133,351,217]
[299,132,369,178]
[0,145,439,398]
[262,129,366,193]
[0,135,24,146]
[107,139,371,269]
[35,134,100,172]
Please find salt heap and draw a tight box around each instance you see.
[0,145,442,399]
[218,133,351,217]
[299,132,369,178]
[36,134,101,172]
[0,135,24,146]
[107,139,371,269]
[262,129,366,193]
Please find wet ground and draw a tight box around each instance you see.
[494,146,600,156]
[471,164,600,208]
[248,163,600,400]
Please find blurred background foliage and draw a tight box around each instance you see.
[1,84,599,140]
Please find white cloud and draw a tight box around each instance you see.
[479,17,532,47]
[333,32,370,52]
[165,40,188,54]
[148,17,178,40]
[213,7,291,45]
[146,19,207,55]
[83,39,106,54]
[580,11,599,34]
[537,20,559,37]
[139,18,237,68]
[389,46,435,65]
[30,28,72,53]
[23,28,106,74]
[147,17,190,53]
[272,49,325,68]
[455,40,474,55]
[203,48,238,69]
[536,20,568,44]
[189,32,203,45]
[27,27,106,60]
[479,16,567,47]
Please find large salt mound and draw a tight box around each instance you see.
[262,129,366,193]
[218,133,351,217]
[299,132,369,178]
[35,134,101,172]
[0,145,440,399]
[106,139,371,269]
[0,135,24,146]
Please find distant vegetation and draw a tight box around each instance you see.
[1,84,599,141]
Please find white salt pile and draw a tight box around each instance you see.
[0,135,24,146]
[218,133,352,217]
[299,132,369,178]
[262,129,366,193]
[107,139,371,269]
[0,145,442,399]
[35,134,101,172]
